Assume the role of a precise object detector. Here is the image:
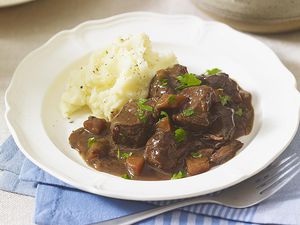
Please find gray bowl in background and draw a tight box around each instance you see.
[192,0,300,33]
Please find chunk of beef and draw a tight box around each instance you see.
[203,74,243,104]
[210,140,243,165]
[148,64,188,98]
[85,139,110,162]
[203,74,253,137]
[144,130,187,172]
[83,116,107,135]
[69,128,92,154]
[233,90,254,138]
[185,147,214,176]
[173,85,217,130]
[156,116,172,132]
[69,128,110,161]
[186,156,210,176]
[111,100,156,148]
[187,137,208,152]
[201,103,236,148]
[198,148,214,157]
[156,94,187,111]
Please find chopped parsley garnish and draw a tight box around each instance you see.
[87,137,96,148]
[176,73,201,90]
[160,111,168,118]
[120,152,133,160]
[182,108,194,117]
[139,104,153,112]
[116,148,133,160]
[174,128,186,143]
[137,98,153,122]
[171,171,185,180]
[160,79,168,87]
[121,174,131,179]
[138,98,148,105]
[138,98,153,111]
[137,109,146,123]
[168,95,176,104]
[191,152,203,158]
[235,107,243,117]
[205,68,222,75]
[220,95,231,106]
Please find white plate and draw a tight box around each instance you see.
[5,12,300,201]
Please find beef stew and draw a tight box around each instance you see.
[69,64,254,180]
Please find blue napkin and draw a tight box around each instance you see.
[1,125,300,225]
[0,137,36,196]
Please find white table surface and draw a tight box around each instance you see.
[0,0,299,224]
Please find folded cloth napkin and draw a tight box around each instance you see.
[1,125,300,225]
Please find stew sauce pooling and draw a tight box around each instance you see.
[69,64,254,180]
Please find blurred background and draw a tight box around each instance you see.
[193,0,300,33]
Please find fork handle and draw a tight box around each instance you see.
[90,196,217,225]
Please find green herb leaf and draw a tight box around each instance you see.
[121,174,131,179]
[168,95,176,104]
[205,68,222,75]
[87,137,96,148]
[120,152,133,160]
[138,98,153,111]
[138,98,149,105]
[171,170,185,180]
[139,104,153,112]
[190,152,202,158]
[174,128,186,143]
[220,95,231,106]
[176,73,201,90]
[160,111,168,118]
[182,108,194,117]
[235,107,243,117]
[137,109,146,122]
[160,79,168,87]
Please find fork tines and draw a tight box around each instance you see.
[255,153,300,195]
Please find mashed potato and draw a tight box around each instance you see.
[60,33,177,120]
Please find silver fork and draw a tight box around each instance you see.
[92,153,300,225]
